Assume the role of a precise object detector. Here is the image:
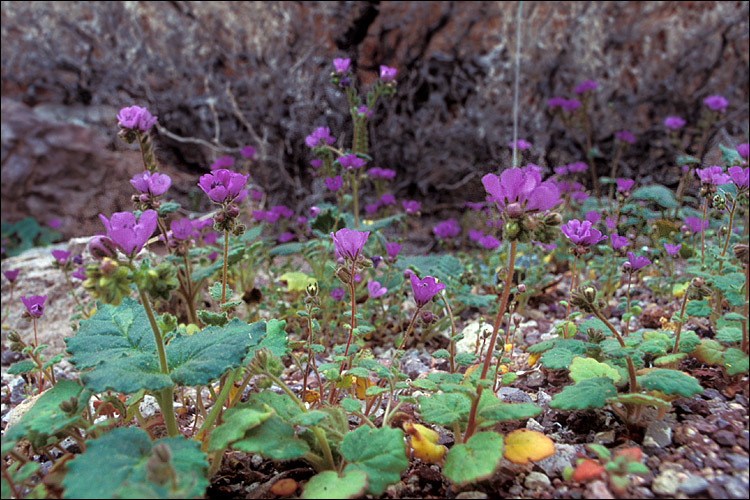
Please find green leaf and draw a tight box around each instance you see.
[208,282,223,301]
[454,352,477,366]
[692,339,725,365]
[341,398,361,412]
[637,369,703,397]
[685,300,711,317]
[341,426,408,496]
[418,393,471,426]
[245,391,302,422]
[395,254,463,286]
[431,349,450,360]
[208,406,275,452]
[5,380,91,450]
[62,427,208,499]
[269,242,305,257]
[232,415,310,460]
[410,379,438,391]
[716,326,743,345]
[302,470,368,499]
[196,309,228,327]
[455,293,494,308]
[549,378,617,410]
[723,312,747,322]
[678,330,701,353]
[654,352,687,366]
[279,272,314,292]
[631,185,678,208]
[569,357,622,384]
[607,392,670,410]
[723,348,749,376]
[8,360,37,375]
[443,432,504,485]
[157,201,181,217]
[540,347,575,370]
[292,410,329,427]
[478,402,541,422]
[245,319,289,360]
[190,245,245,282]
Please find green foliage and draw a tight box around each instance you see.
[549,378,618,410]
[630,185,678,208]
[302,470,368,499]
[723,349,750,376]
[7,360,37,375]
[443,432,504,485]
[1,217,60,257]
[569,357,622,384]
[636,369,703,397]
[208,405,275,452]
[341,426,408,496]
[417,393,471,426]
[685,300,711,317]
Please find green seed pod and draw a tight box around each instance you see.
[7,331,21,343]
[504,222,521,240]
[255,376,273,389]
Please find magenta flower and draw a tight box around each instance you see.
[171,218,194,241]
[369,167,396,180]
[615,130,636,145]
[130,171,171,196]
[379,65,397,82]
[367,280,387,298]
[265,211,280,224]
[610,233,629,250]
[98,210,158,257]
[616,178,634,193]
[305,126,335,148]
[568,162,588,173]
[664,243,682,257]
[333,58,350,74]
[117,105,158,132]
[385,242,402,261]
[271,205,294,219]
[728,166,749,188]
[252,210,266,222]
[410,274,445,308]
[433,219,461,240]
[297,216,308,226]
[339,154,366,170]
[325,176,342,192]
[72,267,86,281]
[508,139,531,150]
[380,193,395,205]
[465,202,484,211]
[664,116,685,130]
[309,206,321,218]
[547,97,568,109]
[4,269,20,283]
[198,169,249,204]
[626,252,651,272]
[737,143,749,160]
[48,219,61,229]
[51,249,71,266]
[561,99,581,112]
[684,217,708,234]
[482,168,560,215]
[310,159,323,169]
[574,80,598,94]
[250,189,264,201]
[469,230,484,242]
[240,146,256,159]
[533,241,557,252]
[279,232,294,243]
[402,200,421,215]
[88,235,118,260]
[571,191,589,204]
[365,203,380,215]
[479,235,501,250]
[585,211,601,225]
[561,220,607,246]
[330,228,370,261]
[331,288,345,301]
[696,166,731,185]
[357,106,373,118]
[21,295,47,318]
[210,156,235,170]
[703,95,728,112]
[605,217,616,232]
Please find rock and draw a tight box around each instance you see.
[584,480,614,499]
[652,469,689,496]
[722,475,750,499]
[526,370,545,388]
[726,454,749,471]
[8,376,27,405]
[640,305,666,328]
[1,349,22,366]
[537,390,552,406]
[524,471,551,490]
[4,391,44,429]
[526,418,544,432]
[455,322,493,355]
[714,430,736,447]
[594,430,615,445]
[456,492,489,499]
[139,395,160,418]
[644,419,673,448]
[496,386,532,404]
[678,475,710,495]
[400,351,430,379]
[536,443,580,477]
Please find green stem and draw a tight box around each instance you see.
[592,309,638,393]
[439,294,457,374]
[672,289,690,355]
[718,199,737,273]
[700,197,708,266]
[221,230,229,304]
[397,308,422,351]
[195,368,239,441]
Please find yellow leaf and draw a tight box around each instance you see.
[301,390,320,404]
[463,364,481,382]
[528,352,541,367]
[503,429,555,465]
[279,272,315,292]
[543,254,553,264]
[672,282,689,299]
[353,376,373,400]
[588,269,596,281]
[504,343,513,353]
[404,422,446,464]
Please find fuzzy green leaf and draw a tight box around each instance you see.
[231,415,310,460]
[723,348,749,376]
[540,347,575,370]
[685,300,711,317]
[418,393,471,426]
[341,426,408,496]
[678,330,701,353]
[692,339,725,365]
[443,432,504,485]
[7,360,37,375]
[478,402,541,422]
[716,326,743,345]
[208,405,275,452]
[302,470,368,499]
[637,369,703,397]
[569,357,622,384]
[549,378,617,410]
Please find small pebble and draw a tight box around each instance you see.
[678,475,710,495]
[524,471,551,490]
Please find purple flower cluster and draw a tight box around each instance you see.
[325,176,342,192]
[610,233,629,250]
[117,105,157,132]
[379,65,397,82]
[684,216,708,234]
[210,156,235,170]
[482,168,560,216]
[170,218,195,241]
[385,242,401,261]
[433,219,460,240]
[616,178,634,193]
[728,166,749,188]
[98,210,158,257]
[664,243,682,258]
[198,169,249,204]
[331,228,370,262]
[479,234,501,250]
[703,95,728,112]
[560,220,607,246]
[626,252,651,272]
[574,80,598,94]
[615,130,636,145]
[696,166,730,185]
[305,126,335,149]
[368,167,396,180]
[548,97,581,112]
[241,146,256,159]
[508,139,531,150]
[339,154,366,170]
[664,116,685,130]
[51,249,72,266]
[130,171,171,196]
[738,143,749,161]
[402,200,421,215]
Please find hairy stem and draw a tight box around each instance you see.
[221,230,229,304]
[592,309,638,393]
[672,289,691,355]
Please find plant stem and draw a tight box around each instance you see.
[608,143,623,204]
[718,198,737,274]
[742,264,749,354]
[464,240,517,442]
[672,289,691,355]
[592,309,637,393]
[195,368,238,442]
[700,197,708,265]
[221,230,229,304]
[565,254,578,337]
[624,273,633,337]
[397,308,422,351]
[439,294,457,374]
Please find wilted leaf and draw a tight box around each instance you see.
[503,429,555,465]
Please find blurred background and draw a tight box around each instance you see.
[2,1,748,241]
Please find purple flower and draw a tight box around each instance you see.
[357,106,373,118]
[547,97,568,109]
[605,217,616,232]
[469,230,484,242]
[465,202,484,211]
[574,80,598,94]
[703,95,728,112]
[265,211,280,224]
[554,166,569,177]
[410,274,445,308]
[379,65,397,83]
[310,158,323,169]
[279,232,294,243]
[684,216,708,234]
[561,99,581,112]
[250,189,264,201]
[365,203,380,215]
[568,161,588,173]
[98,210,158,257]
[479,235,501,250]
[664,243,682,257]
[51,249,71,266]
[508,139,531,150]
[402,200,421,215]
[333,58,350,74]
[240,146,256,159]
[339,154,366,170]
[72,266,86,280]
[88,235,118,260]
[252,210,267,222]
[330,288,345,301]
[585,211,601,225]
[560,220,607,246]
[616,178,634,193]
[482,168,560,215]
[171,218,194,241]
[305,126,335,149]
[728,166,749,188]
[271,205,294,219]
[309,206,321,218]
[297,216,308,226]
[615,130,636,145]
[325,176,342,192]
[696,165,731,185]
[210,156,235,170]
[369,167,396,180]
[533,241,557,252]
[737,143,749,160]
[117,105,157,132]
[367,280,387,298]
[610,233,629,250]
[571,191,589,204]
[626,251,651,272]
[130,171,171,196]
[664,116,685,130]
[385,242,402,261]
[4,269,20,283]
[330,228,370,261]
[21,295,47,318]
[380,193,395,205]
[198,169,249,204]
[433,219,461,240]
[48,219,61,229]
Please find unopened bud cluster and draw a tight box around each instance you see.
[82,259,132,306]
[213,204,245,236]
[570,285,606,313]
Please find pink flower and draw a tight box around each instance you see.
[568,162,588,173]
[385,242,402,261]
[379,65,397,82]
[48,219,61,229]
[365,203,380,215]
[703,95,728,112]
[170,218,194,241]
[117,105,157,132]
[433,219,460,240]
[571,191,589,204]
[684,217,708,234]
[51,249,71,266]
[367,280,387,298]
[130,171,171,196]
[574,80,598,94]
[479,235,501,250]
[380,193,395,205]
[271,205,294,219]
[99,210,157,257]
[615,130,636,145]
[664,116,685,130]
[198,169,249,204]
[325,176,343,192]
[21,295,46,318]
[696,166,730,185]
[561,99,581,112]
[339,154,366,170]
[585,211,601,225]
[305,127,335,148]
[410,274,445,308]
[369,167,396,180]
[561,220,606,246]
[310,159,323,169]
[3,269,19,283]
[616,178,634,193]
[728,166,749,188]
[737,143,749,160]
[240,146,256,159]
[610,233,628,250]
[664,243,681,257]
[333,58,350,74]
[605,217,616,232]
[547,97,568,109]
[210,156,235,170]
[330,228,370,261]
[279,232,294,243]
[626,251,651,271]
[482,168,560,215]
[469,230,484,242]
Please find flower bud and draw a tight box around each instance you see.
[517,284,527,294]
[232,224,246,237]
[691,277,704,288]
[544,212,563,226]
[504,221,521,240]
[59,397,79,414]
[8,331,21,343]
[139,193,151,204]
[225,204,240,219]
[622,261,632,273]
[89,236,118,261]
[506,202,523,219]
[306,281,319,297]
[420,310,435,324]
[732,244,748,265]
[100,258,119,277]
[584,287,596,303]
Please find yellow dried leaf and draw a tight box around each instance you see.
[528,352,541,367]
[301,390,320,404]
[353,376,373,400]
[404,422,446,464]
[504,343,513,353]
[503,429,555,465]
[463,364,481,382]
[279,272,315,292]
[672,282,689,299]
